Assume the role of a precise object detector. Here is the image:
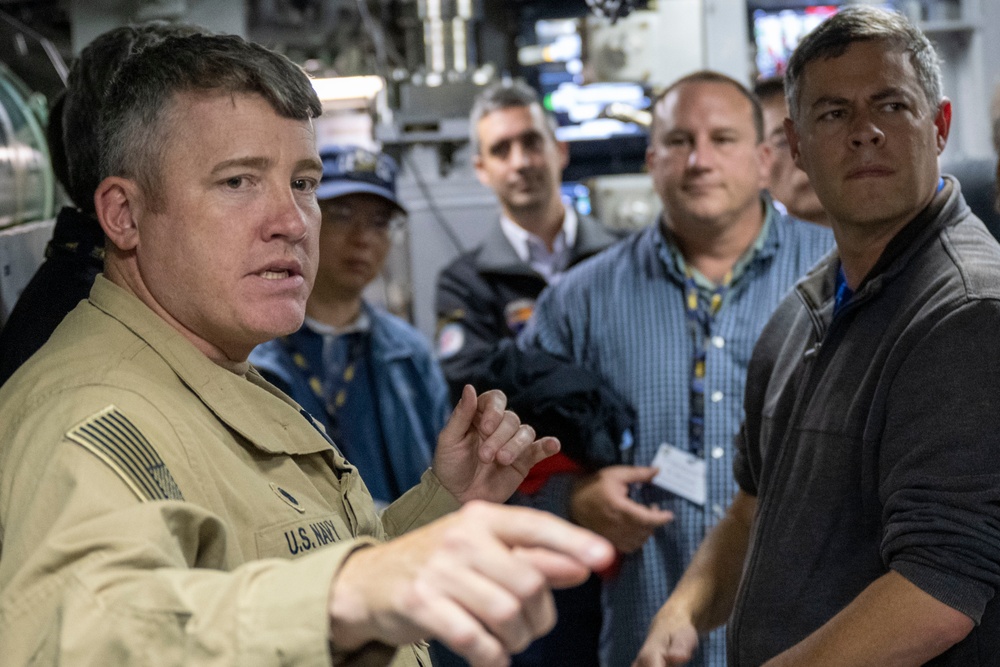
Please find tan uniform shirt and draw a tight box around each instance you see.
[0,275,459,666]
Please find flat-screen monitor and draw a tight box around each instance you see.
[544,81,650,142]
[752,5,838,78]
[561,182,593,217]
[518,18,651,179]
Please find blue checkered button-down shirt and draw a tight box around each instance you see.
[516,200,832,667]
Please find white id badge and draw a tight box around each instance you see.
[650,443,707,506]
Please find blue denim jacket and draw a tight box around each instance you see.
[250,302,450,500]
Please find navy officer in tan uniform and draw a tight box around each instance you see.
[0,31,613,666]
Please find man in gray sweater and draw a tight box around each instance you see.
[635,7,1000,666]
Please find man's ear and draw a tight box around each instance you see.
[756,141,775,189]
[556,139,569,171]
[784,117,804,170]
[94,176,142,252]
[934,98,952,154]
[473,152,491,188]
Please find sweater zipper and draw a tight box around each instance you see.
[729,291,836,664]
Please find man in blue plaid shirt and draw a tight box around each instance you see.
[516,70,832,667]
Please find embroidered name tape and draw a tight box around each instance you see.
[66,405,184,502]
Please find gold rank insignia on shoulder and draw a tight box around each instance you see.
[66,405,185,502]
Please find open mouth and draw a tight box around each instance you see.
[260,269,291,280]
[256,260,302,281]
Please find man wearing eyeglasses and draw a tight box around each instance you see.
[251,145,449,508]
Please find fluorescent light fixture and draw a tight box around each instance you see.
[311,75,384,103]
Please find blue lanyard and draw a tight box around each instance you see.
[282,331,366,420]
[683,270,731,455]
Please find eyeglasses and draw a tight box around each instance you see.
[321,201,406,234]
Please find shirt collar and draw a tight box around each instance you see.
[658,197,774,291]
[87,275,332,456]
[302,309,371,337]
[498,203,578,264]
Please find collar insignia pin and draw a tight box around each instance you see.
[270,482,305,513]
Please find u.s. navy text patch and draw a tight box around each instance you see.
[66,405,184,502]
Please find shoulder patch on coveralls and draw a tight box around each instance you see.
[66,405,185,502]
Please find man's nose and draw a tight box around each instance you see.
[687,139,713,170]
[265,187,310,242]
[509,141,531,168]
[849,112,885,148]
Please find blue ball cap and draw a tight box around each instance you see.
[315,145,406,214]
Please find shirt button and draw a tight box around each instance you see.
[711,390,724,402]
[712,336,725,348]
[711,446,725,459]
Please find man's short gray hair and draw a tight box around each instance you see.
[99,32,322,208]
[62,22,202,215]
[468,80,557,155]
[785,6,943,121]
